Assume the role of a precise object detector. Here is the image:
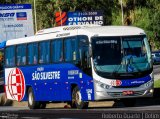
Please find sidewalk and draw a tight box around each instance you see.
[154,74,160,81]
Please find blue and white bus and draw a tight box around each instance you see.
[4,25,153,109]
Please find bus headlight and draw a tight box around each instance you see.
[95,80,111,89]
[140,80,153,88]
[149,89,154,93]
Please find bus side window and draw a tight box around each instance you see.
[64,37,79,62]
[34,56,37,64]
[5,46,15,67]
[51,39,63,62]
[27,43,38,65]
[78,36,91,75]
[39,41,50,63]
[16,44,26,66]
[6,59,9,65]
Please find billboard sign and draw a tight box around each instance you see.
[0,4,34,42]
[55,11,103,26]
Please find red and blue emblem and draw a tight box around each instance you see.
[5,68,25,101]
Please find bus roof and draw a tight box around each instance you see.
[6,25,146,46]
[79,25,145,36]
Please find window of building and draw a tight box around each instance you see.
[27,43,38,65]
[51,39,63,62]
[5,46,15,67]
[39,41,50,64]
[16,44,26,66]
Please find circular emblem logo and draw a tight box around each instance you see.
[111,80,122,86]
[7,68,25,101]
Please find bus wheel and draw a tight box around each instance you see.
[71,86,89,109]
[122,99,136,107]
[28,88,40,109]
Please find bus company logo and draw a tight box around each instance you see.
[55,12,67,26]
[6,68,25,101]
[111,80,122,86]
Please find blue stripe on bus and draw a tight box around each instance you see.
[120,75,151,87]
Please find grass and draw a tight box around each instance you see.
[154,79,160,88]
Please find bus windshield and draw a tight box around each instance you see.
[91,35,152,78]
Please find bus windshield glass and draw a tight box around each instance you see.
[91,35,151,77]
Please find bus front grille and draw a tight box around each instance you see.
[107,90,145,97]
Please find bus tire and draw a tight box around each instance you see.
[71,86,89,109]
[28,88,40,109]
[122,99,136,107]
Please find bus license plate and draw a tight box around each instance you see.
[123,91,134,96]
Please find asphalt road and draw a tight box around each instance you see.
[0,108,159,119]
[1,106,160,119]
[1,98,160,119]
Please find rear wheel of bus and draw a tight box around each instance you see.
[28,87,46,109]
[70,86,89,109]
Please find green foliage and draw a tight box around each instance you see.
[154,80,160,88]
[132,8,153,40]
[151,10,160,49]
[133,8,150,29]
[112,11,122,25]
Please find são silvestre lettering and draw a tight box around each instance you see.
[32,71,60,80]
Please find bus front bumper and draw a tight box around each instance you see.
[94,84,154,100]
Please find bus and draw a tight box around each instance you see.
[4,25,153,109]
[0,41,5,92]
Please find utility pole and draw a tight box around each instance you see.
[34,0,37,33]
[121,0,124,25]
[58,7,62,26]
